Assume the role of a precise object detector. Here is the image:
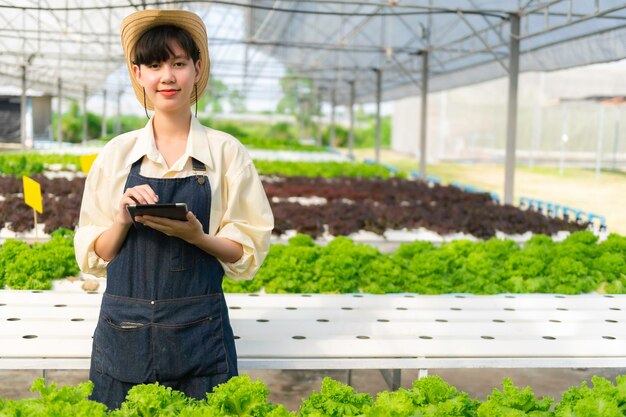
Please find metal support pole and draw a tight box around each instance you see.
[379,369,401,391]
[82,85,88,145]
[504,14,520,205]
[419,51,429,179]
[348,80,355,159]
[101,89,107,138]
[330,89,336,148]
[374,68,382,163]
[20,65,27,150]
[57,78,63,147]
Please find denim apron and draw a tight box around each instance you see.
[89,157,238,410]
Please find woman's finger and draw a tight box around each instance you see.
[125,186,155,205]
[126,190,147,205]
[139,184,159,202]
[133,187,157,204]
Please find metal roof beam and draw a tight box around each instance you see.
[0,51,122,63]
[457,10,509,74]
[432,12,507,58]
[520,3,626,40]
[386,10,447,71]
[215,37,416,53]
[387,9,428,49]
[389,52,422,90]
[305,4,382,71]
[469,0,508,45]
[0,7,25,55]
[0,1,507,19]
[250,0,282,40]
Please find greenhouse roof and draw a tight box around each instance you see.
[248,0,626,104]
[1,1,626,105]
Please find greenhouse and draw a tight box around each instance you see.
[1,1,626,415]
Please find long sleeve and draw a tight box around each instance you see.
[215,161,274,280]
[74,157,115,277]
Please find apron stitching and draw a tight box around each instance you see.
[218,301,230,375]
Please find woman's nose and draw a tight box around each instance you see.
[160,65,175,83]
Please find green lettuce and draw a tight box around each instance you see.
[299,377,373,417]
[477,378,553,417]
[553,375,626,417]
[109,383,190,417]
[0,378,107,417]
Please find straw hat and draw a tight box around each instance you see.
[120,9,210,111]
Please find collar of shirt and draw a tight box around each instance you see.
[123,116,214,172]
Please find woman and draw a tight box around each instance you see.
[74,9,273,409]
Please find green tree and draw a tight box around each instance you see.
[229,89,247,113]
[276,70,319,140]
[276,71,299,115]
[200,78,228,113]
[52,100,103,143]
[320,115,391,148]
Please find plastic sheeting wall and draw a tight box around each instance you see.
[392,65,626,167]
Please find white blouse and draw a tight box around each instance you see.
[74,116,274,281]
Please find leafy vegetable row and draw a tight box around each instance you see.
[254,160,402,179]
[0,153,80,176]
[2,230,625,294]
[2,172,585,239]
[2,373,624,416]
[224,231,626,295]
[0,229,78,290]
[239,136,325,153]
[0,153,398,179]
[268,175,585,238]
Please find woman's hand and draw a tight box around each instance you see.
[116,184,159,225]
[136,211,205,243]
[95,184,158,261]
[137,212,243,263]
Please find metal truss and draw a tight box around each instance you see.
[0,0,625,104]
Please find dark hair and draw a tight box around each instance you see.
[133,24,200,65]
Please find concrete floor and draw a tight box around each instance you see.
[1,367,624,412]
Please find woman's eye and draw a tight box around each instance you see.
[174,62,186,67]
[148,63,160,69]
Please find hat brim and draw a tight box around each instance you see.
[121,9,210,111]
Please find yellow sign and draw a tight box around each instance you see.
[80,153,98,174]
[22,176,43,214]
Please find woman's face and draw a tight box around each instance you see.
[132,40,201,114]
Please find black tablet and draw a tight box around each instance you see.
[127,203,189,222]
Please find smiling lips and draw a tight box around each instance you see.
[157,89,180,96]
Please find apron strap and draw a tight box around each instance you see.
[191,158,206,172]
[191,158,207,185]
[130,157,144,175]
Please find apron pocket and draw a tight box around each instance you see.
[154,313,228,381]
[92,315,153,384]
